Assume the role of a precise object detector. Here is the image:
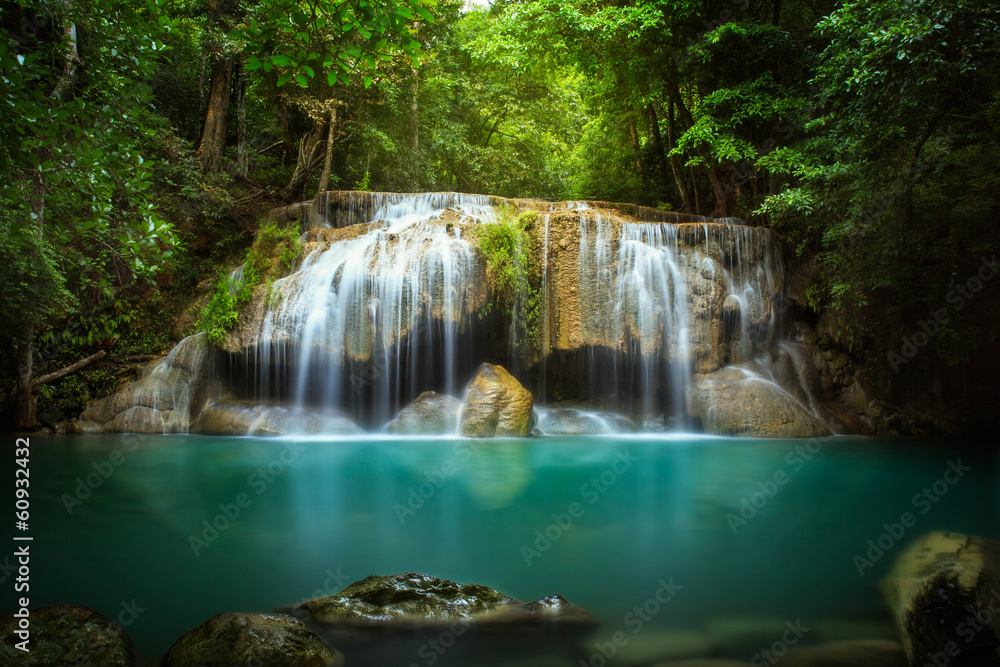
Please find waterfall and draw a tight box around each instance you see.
[81,191,823,436]
[246,193,495,425]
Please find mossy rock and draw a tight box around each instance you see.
[161,612,342,667]
[0,604,134,666]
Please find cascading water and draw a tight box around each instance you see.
[81,191,832,437]
[242,193,495,425]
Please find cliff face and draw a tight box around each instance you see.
[228,194,783,375]
[531,209,781,375]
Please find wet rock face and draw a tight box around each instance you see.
[883,531,1000,667]
[77,334,209,434]
[385,391,463,435]
[687,367,830,438]
[0,604,134,666]
[459,364,535,437]
[161,612,343,667]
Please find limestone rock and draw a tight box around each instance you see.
[687,367,829,438]
[534,408,640,435]
[0,604,134,666]
[195,402,362,436]
[385,391,462,434]
[77,334,209,434]
[883,531,1000,667]
[161,612,342,667]
[459,364,534,437]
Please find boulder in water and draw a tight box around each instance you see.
[195,402,362,436]
[459,364,534,437]
[534,408,640,435]
[161,612,343,667]
[0,604,135,666]
[385,391,463,434]
[687,367,829,438]
[882,531,1000,667]
[282,572,596,631]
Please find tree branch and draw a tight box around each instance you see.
[31,350,106,387]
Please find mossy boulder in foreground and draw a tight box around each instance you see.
[883,531,1000,667]
[160,612,343,667]
[0,604,134,666]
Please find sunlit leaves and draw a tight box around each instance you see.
[239,0,436,89]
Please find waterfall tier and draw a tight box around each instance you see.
[75,191,834,437]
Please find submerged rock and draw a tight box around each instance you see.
[385,391,462,435]
[883,531,1000,667]
[283,572,596,631]
[195,402,362,436]
[782,639,906,666]
[459,364,535,437]
[0,604,134,666]
[161,612,342,667]
[687,367,829,438]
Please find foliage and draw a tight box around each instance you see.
[477,207,541,355]
[197,220,302,345]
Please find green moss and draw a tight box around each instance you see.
[198,220,302,346]
[477,206,542,358]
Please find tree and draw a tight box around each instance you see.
[1,0,178,428]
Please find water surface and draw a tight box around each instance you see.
[5,434,997,664]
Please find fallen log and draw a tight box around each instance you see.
[31,350,106,387]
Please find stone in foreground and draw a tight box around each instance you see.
[385,391,463,434]
[459,364,534,437]
[0,604,134,666]
[882,531,1000,667]
[160,612,343,667]
[282,572,595,630]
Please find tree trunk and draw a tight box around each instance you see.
[50,1,79,100]
[410,68,420,153]
[14,325,35,430]
[627,113,643,174]
[646,103,670,198]
[277,99,297,166]
[281,116,330,202]
[196,0,234,172]
[235,59,249,177]
[666,102,695,213]
[707,167,731,217]
[196,54,234,172]
[317,108,336,194]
